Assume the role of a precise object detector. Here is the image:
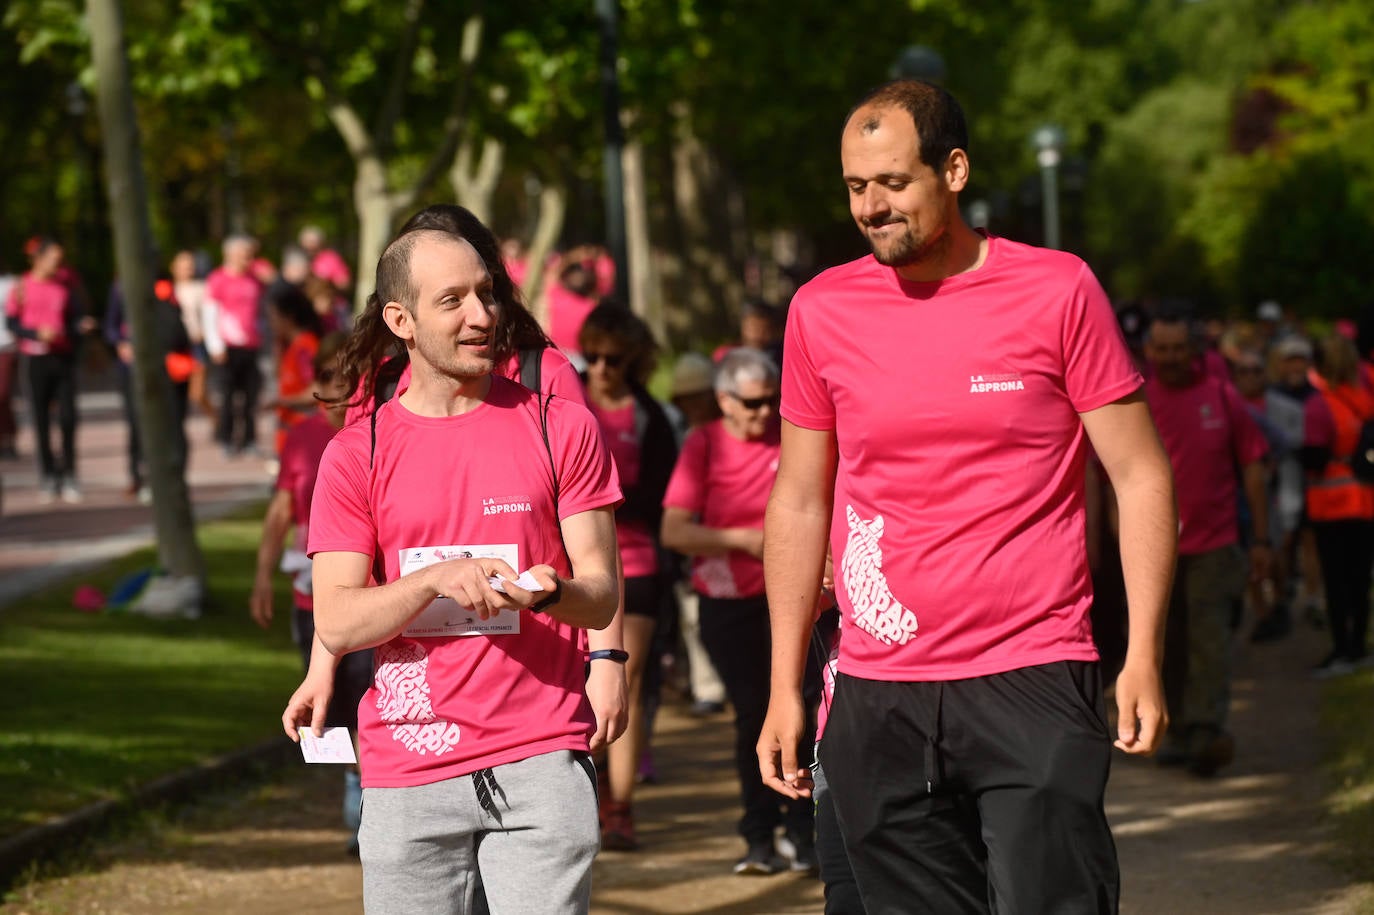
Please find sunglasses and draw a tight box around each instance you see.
[729,392,778,411]
[583,352,626,368]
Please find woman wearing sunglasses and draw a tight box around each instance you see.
[661,346,815,876]
[577,303,679,851]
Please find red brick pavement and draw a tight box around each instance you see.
[0,375,277,607]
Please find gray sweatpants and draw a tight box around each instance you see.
[360,750,600,915]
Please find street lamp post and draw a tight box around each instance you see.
[1031,124,1066,250]
[595,0,629,304]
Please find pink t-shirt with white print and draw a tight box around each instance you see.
[308,376,622,788]
[663,419,780,599]
[206,268,264,349]
[588,400,658,578]
[783,236,1142,682]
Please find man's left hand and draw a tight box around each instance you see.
[1113,660,1168,755]
[585,657,627,752]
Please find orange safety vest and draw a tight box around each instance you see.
[1307,381,1374,522]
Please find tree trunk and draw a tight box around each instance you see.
[351,156,394,312]
[621,139,661,342]
[87,0,206,595]
[450,135,505,226]
[522,180,567,326]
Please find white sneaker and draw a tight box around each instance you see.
[60,482,83,504]
[136,485,152,505]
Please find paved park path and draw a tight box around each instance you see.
[2,375,1371,914]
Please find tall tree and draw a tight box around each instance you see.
[86,0,205,602]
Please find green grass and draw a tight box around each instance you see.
[0,508,304,839]
[1323,663,1374,907]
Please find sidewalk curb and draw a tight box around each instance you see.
[0,735,298,891]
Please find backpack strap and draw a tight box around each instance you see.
[519,345,544,393]
[540,392,559,514]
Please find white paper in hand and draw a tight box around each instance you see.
[488,571,546,594]
[299,726,358,764]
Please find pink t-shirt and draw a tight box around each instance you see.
[206,268,264,349]
[1145,374,1268,556]
[546,284,597,353]
[311,248,352,291]
[344,346,586,428]
[783,237,1142,682]
[588,401,657,578]
[308,376,622,788]
[663,419,780,599]
[4,275,73,356]
[276,411,339,609]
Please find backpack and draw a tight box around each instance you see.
[1329,388,1374,484]
[1350,422,1374,484]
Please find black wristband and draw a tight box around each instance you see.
[528,574,562,613]
[588,649,629,663]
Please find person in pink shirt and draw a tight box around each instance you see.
[663,346,817,876]
[758,81,1177,913]
[576,303,678,851]
[204,235,266,457]
[299,225,353,295]
[249,335,372,852]
[282,225,622,915]
[4,237,94,502]
[1144,313,1270,776]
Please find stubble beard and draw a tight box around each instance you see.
[865,220,948,269]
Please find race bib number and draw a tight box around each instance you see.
[399,544,522,638]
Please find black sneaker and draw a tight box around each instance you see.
[733,841,785,876]
[785,836,818,875]
[1312,652,1356,680]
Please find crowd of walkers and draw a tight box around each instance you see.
[6,78,1373,915]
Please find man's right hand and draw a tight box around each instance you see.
[757,690,813,800]
[425,557,526,620]
[282,672,334,742]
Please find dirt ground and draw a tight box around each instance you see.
[3,622,1370,915]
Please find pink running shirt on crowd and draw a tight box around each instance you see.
[4,275,73,356]
[782,236,1143,682]
[310,248,352,291]
[206,268,264,349]
[546,284,598,354]
[276,410,339,609]
[308,376,622,788]
[343,346,586,427]
[662,419,780,599]
[587,400,657,578]
[1145,374,1267,556]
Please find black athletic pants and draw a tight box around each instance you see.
[25,352,78,481]
[819,662,1119,915]
[698,593,817,846]
[1313,519,1374,661]
[217,345,260,451]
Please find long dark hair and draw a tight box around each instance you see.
[335,206,552,407]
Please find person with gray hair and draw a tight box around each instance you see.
[204,234,265,456]
[662,346,817,876]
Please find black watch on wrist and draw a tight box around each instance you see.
[589,649,630,663]
[528,574,562,613]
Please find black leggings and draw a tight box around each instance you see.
[1312,519,1374,661]
[217,346,261,450]
[698,593,818,845]
[25,353,78,480]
